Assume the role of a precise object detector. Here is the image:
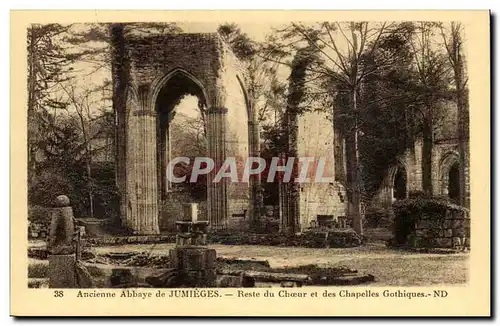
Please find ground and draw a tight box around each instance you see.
[85,242,468,286]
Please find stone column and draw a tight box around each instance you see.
[131,108,160,234]
[206,107,228,230]
[248,120,262,227]
[48,195,77,288]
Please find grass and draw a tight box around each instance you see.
[334,255,468,286]
[29,240,469,286]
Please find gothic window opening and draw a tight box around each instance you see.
[155,71,208,201]
[393,167,407,201]
[448,162,460,203]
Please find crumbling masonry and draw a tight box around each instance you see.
[112,29,259,234]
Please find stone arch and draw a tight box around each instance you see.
[235,73,262,225]
[153,68,210,203]
[236,74,252,119]
[439,150,460,197]
[148,68,210,112]
[388,159,410,202]
[115,33,256,234]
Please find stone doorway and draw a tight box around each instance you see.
[155,69,209,231]
[393,167,408,201]
[448,162,460,203]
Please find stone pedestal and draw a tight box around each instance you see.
[49,254,77,288]
[169,220,216,287]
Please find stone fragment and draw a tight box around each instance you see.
[49,254,77,288]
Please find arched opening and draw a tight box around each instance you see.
[393,166,407,201]
[448,162,460,203]
[155,70,208,229]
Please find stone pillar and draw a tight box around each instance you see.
[110,24,129,229]
[206,107,228,230]
[248,120,263,228]
[131,108,159,234]
[413,138,424,192]
[169,203,217,287]
[48,195,77,288]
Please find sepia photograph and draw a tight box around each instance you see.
[10,10,490,317]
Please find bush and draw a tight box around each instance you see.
[408,190,427,199]
[28,171,75,208]
[28,205,53,223]
[392,197,450,245]
[28,163,120,221]
[364,205,392,228]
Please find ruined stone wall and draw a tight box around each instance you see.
[217,43,251,229]
[126,34,222,101]
[296,110,347,231]
[409,206,470,249]
[372,139,463,208]
[116,33,252,234]
[372,99,469,209]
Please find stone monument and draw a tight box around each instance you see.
[169,203,217,287]
[47,195,77,288]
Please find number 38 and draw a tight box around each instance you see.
[53,290,64,298]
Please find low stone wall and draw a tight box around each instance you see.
[209,229,362,248]
[84,235,177,246]
[81,229,362,248]
[408,207,470,249]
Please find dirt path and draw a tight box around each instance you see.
[30,241,468,285]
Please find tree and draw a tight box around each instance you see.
[404,22,452,196]
[218,23,286,125]
[27,23,74,178]
[262,22,406,235]
[59,83,113,218]
[440,22,469,207]
[357,24,419,198]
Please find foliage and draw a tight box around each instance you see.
[217,23,257,61]
[357,24,419,197]
[364,205,392,228]
[27,24,75,177]
[218,23,287,126]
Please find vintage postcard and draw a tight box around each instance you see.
[10,10,490,317]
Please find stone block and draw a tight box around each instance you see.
[176,234,192,246]
[452,219,464,229]
[182,248,208,271]
[418,219,430,229]
[180,270,216,287]
[204,249,217,269]
[444,228,453,237]
[415,229,425,237]
[202,269,217,287]
[182,203,198,222]
[192,234,207,246]
[49,254,77,288]
[170,247,216,272]
[419,237,435,248]
[110,268,136,287]
[169,249,181,269]
[435,237,452,248]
